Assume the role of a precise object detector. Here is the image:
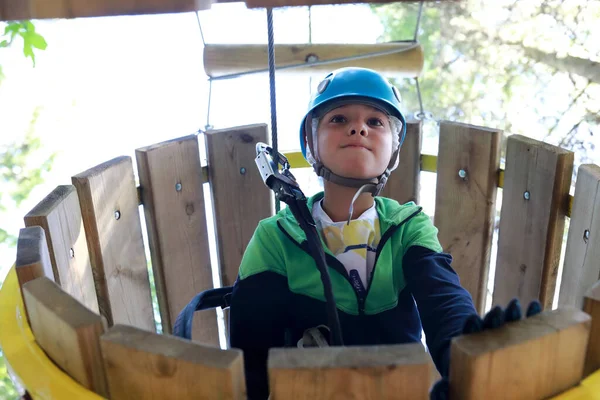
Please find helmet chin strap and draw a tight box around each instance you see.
[313,155,395,225]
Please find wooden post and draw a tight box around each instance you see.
[559,164,600,308]
[204,43,424,79]
[434,121,501,313]
[583,281,600,377]
[72,156,155,331]
[24,185,99,314]
[268,344,432,400]
[15,226,54,319]
[100,324,246,399]
[380,120,422,205]
[493,135,574,309]
[22,277,109,398]
[450,308,591,400]
[205,124,272,289]
[136,135,219,345]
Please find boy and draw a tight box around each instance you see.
[229,67,477,399]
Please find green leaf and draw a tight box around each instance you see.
[22,43,35,66]
[0,40,8,48]
[27,32,47,50]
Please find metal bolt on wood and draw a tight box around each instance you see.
[175,182,182,192]
[114,210,121,220]
[458,169,467,179]
[524,191,531,200]
[69,248,74,258]
[240,167,247,175]
[584,229,590,243]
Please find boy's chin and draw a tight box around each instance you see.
[331,166,382,181]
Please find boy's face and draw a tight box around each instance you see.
[317,104,393,180]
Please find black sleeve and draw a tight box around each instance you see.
[229,271,290,400]
[402,245,477,377]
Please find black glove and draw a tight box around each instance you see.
[429,298,542,400]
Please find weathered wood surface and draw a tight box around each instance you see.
[583,281,600,377]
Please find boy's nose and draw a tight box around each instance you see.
[350,124,368,136]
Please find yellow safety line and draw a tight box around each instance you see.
[0,266,104,400]
[284,151,574,217]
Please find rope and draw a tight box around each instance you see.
[266,8,281,212]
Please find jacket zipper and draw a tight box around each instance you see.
[276,206,423,316]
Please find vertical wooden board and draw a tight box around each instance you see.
[205,124,271,288]
[136,135,219,345]
[24,185,99,314]
[100,324,246,399]
[72,156,155,331]
[493,135,573,309]
[268,344,431,400]
[16,226,54,319]
[559,164,600,308]
[380,120,422,205]
[434,121,501,313]
[583,281,600,377]
[22,277,109,397]
[449,308,591,400]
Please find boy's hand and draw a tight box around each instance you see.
[429,298,542,400]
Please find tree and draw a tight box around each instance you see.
[371,0,598,169]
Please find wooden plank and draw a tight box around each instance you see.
[583,281,600,377]
[100,324,245,399]
[0,0,211,21]
[268,343,431,400]
[450,308,591,400]
[15,226,54,321]
[244,0,451,8]
[72,156,155,331]
[559,164,600,308]
[203,43,424,79]
[434,121,501,313]
[136,135,219,345]
[205,124,271,288]
[380,120,422,205]
[22,277,108,398]
[24,185,99,314]
[492,135,574,309]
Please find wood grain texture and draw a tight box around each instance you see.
[24,185,99,314]
[380,120,422,205]
[100,324,246,399]
[15,226,54,322]
[434,121,501,313]
[268,344,431,400]
[72,156,155,331]
[203,43,424,78]
[450,308,591,400]
[583,281,600,377]
[493,135,574,309]
[205,124,271,288]
[136,135,219,345]
[22,277,108,397]
[0,0,206,20]
[244,0,450,9]
[559,164,600,308]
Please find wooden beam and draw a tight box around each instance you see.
[24,185,99,314]
[434,121,501,313]
[203,43,424,79]
[268,344,431,400]
[136,135,219,345]
[244,0,452,8]
[583,281,600,377]
[0,0,210,21]
[450,308,591,400]
[559,164,600,308]
[492,135,574,309]
[22,277,109,398]
[15,226,54,322]
[100,324,246,399]
[72,156,155,331]
[380,120,422,205]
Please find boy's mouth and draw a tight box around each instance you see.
[342,144,371,151]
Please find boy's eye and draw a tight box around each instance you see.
[330,115,347,123]
[368,118,384,126]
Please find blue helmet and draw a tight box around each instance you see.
[299,67,407,162]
